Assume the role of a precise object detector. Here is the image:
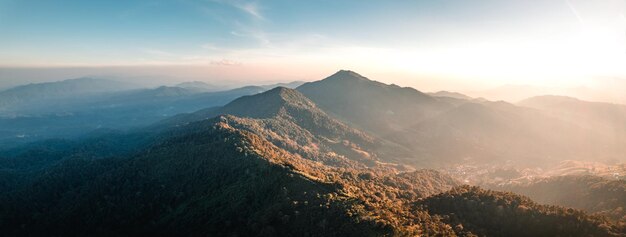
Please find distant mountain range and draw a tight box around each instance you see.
[175,81,222,92]
[0,77,140,110]
[0,78,305,148]
[519,95,626,136]
[428,90,473,100]
[467,81,626,105]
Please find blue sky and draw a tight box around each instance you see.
[0,0,625,91]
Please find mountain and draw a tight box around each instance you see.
[1,117,397,236]
[297,70,452,135]
[428,91,473,100]
[469,84,554,103]
[166,87,385,166]
[0,77,140,111]
[491,175,626,222]
[519,95,626,138]
[405,100,624,165]
[419,185,624,236]
[297,71,626,167]
[0,78,303,149]
[133,86,197,97]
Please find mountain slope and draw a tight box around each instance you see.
[492,175,626,222]
[419,185,625,236]
[0,115,462,236]
[166,87,383,166]
[297,70,452,135]
[0,117,388,236]
[519,95,626,141]
[404,100,620,165]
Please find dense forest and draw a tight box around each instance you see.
[419,186,625,236]
[492,175,626,222]
[4,115,621,236]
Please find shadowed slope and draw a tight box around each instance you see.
[165,87,382,166]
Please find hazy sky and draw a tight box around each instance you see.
[0,0,625,93]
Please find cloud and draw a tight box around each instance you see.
[235,2,263,20]
[565,0,584,25]
[208,0,265,20]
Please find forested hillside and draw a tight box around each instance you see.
[492,175,626,222]
[419,186,625,236]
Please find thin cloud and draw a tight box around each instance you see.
[565,0,584,25]
[235,2,263,20]
[208,0,265,20]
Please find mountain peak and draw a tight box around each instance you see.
[265,86,292,94]
[324,70,369,82]
[259,86,306,102]
[219,86,316,119]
